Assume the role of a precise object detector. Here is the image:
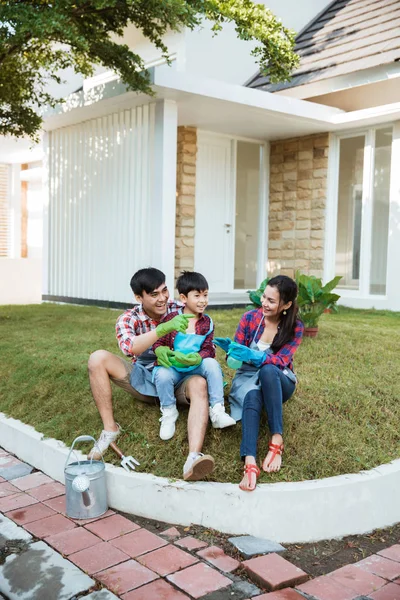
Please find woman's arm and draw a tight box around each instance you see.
[262,321,304,368]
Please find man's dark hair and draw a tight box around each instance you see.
[176,271,209,296]
[130,268,166,296]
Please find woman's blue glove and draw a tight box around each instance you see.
[214,337,233,354]
[228,342,266,367]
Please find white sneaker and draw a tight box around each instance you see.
[209,404,236,429]
[88,424,121,460]
[159,405,179,440]
[183,453,215,481]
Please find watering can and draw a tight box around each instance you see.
[64,435,108,520]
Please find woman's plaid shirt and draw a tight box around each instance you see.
[234,308,304,370]
[116,300,183,361]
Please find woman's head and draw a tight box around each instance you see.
[261,275,299,351]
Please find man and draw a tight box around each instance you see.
[88,267,215,481]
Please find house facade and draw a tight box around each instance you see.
[2,0,400,310]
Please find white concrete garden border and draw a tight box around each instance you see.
[1,412,399,544]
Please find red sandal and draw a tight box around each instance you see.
[239,463,261,492]
[264,442,284,472]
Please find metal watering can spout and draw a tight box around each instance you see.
[65,435,108,519]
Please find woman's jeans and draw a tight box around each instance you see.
[240,364,295,458]
[153,357,224,408]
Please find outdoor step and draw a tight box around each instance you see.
[0,540,94,600]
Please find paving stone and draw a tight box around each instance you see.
[378,546,400,563]
[11,472,53,491]
[356,554,400,581]
[0,492,38,512]
[257,590,305,599]
[25,514,77,538]
[43,494,67,514]
[84,513,140,540]
[228,535,285,559]
[81,591,120,600]
[297,575,356,600]
[0,482,20,498]
[80,591,120,600]
[45,527,101,555]
[0,513,32,542]
[243,553,308,591]
[5,502,57,525]
[121,578,190,599]
[0,463,34,481]
[167,562,232,599]
[160,527,181,539]
[96,559,159,594]
[197,545,240,573]
[175,536,208,551]
[369,583,400,599]
[28,481,65,501]
[199,578,261,599]
[69,541,129,575]
[393,577,400,585]
[137,543,198,575]
[328,565,386,596]
[110,528,168,558]
[0,456,22,468]
[0,476,5,482]
[0,540,94,600]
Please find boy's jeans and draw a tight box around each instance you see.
[153,357,224,408]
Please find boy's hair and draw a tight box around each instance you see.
[176,271,209,296]
[130,267,166,296]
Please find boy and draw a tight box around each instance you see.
[153,271,236,440]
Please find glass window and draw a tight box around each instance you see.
[335,136,365,289]
[234,142,261,290]
[370,128,392,295]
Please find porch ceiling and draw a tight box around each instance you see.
[43,64,400,139]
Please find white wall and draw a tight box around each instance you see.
[0,258,42,304]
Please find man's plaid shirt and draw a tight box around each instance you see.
[116,300,183,362]
[234,308,304,371]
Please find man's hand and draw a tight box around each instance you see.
[156,314,195,338]
[154,346,175,368]
[214,337,233,354]
[173,351,202,367]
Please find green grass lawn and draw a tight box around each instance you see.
[0,303,399,484]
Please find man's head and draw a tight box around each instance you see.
[176,271,209,316]
[130,268,169,319]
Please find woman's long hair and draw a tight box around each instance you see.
[267,275,299,353]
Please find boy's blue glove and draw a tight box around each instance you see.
[214,337,233,354]
[228,342,267,367]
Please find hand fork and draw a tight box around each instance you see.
[110,442,140,472]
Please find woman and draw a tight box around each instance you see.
[216,275,303,491]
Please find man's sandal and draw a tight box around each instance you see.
[240,463,260,492]
[264,442,284,471]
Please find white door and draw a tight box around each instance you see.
[194,132,235,292]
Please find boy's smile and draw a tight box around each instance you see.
[181,289,209,316]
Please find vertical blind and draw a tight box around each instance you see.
[48,104,155,303]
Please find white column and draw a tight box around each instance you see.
[385,120,400,311]
[8,164,21,258]
[42,133,50,297]
[152,100,178,292]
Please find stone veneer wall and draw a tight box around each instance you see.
[0,164,9,257]
[268,134,329,278]
[175,126,197,280]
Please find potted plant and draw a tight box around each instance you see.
[246,277,270,310]
[295,272,342,337]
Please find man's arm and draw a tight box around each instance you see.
[116,312,160,358]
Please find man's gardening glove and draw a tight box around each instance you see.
[228,342,267,367]
[172,351,202,367]
[214,337,233,354]
[154,346,175,368]
[156,314,194,338]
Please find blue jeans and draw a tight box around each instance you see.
[240,364,296,458]
[153,357,224,408]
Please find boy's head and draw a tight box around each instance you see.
[130,268,169,318]
[176,271,209,316]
